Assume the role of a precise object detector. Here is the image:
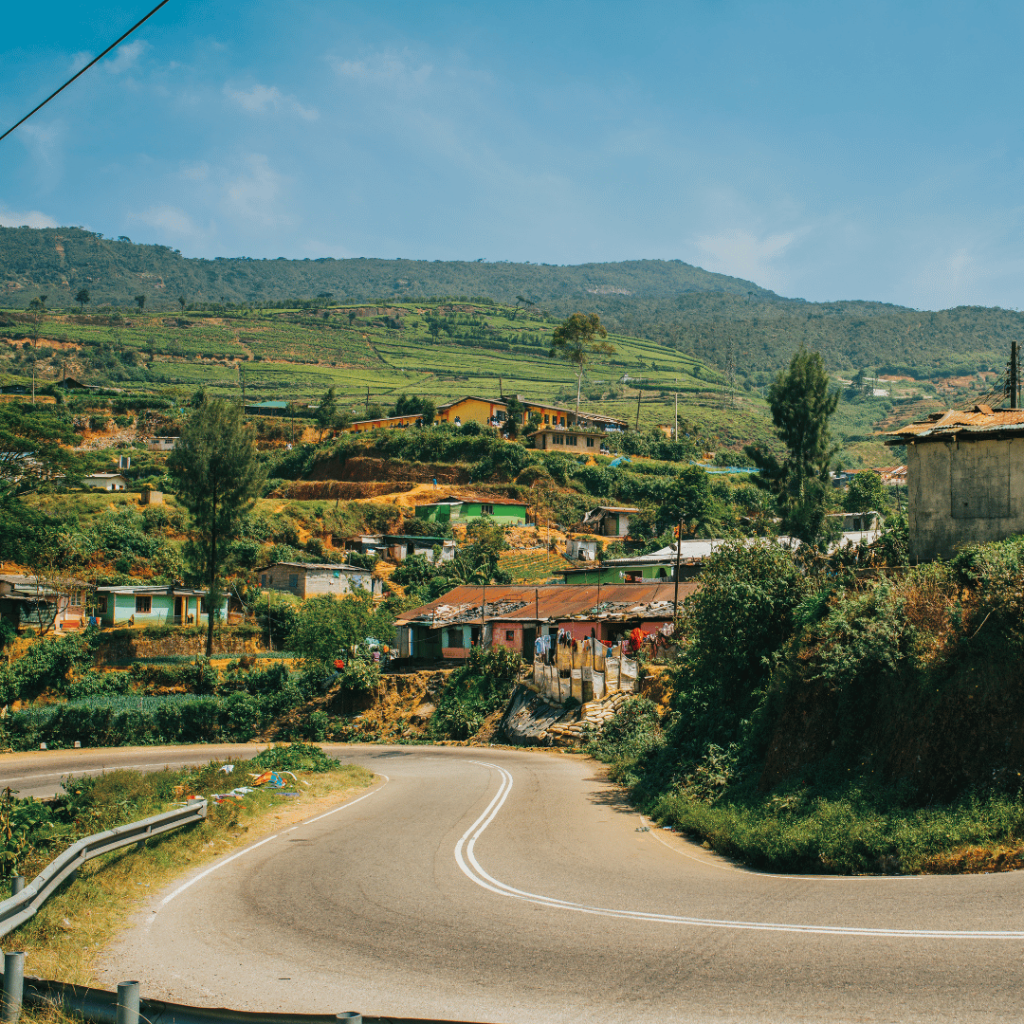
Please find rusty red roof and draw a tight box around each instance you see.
[395,583,698,627]
[888,404,1024,443]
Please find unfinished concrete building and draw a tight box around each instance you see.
[888,405,1024,562]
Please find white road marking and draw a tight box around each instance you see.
[455,761,1024,940]
[145,773,389,929]
[147,835,279,929]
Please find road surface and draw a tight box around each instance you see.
[1,744,1021,1023]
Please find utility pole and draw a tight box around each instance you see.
[673,519,684,624]
[635,387,642,431]
[366,385,371,416]
[1010,342,1019,409]
[674,392,678,441]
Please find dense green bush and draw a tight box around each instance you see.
[430,646,523,740]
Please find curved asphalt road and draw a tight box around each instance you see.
[1,744,1022,1023]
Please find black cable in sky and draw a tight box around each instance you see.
[0,0,171,145]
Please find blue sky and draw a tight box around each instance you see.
[3,0,1024,310]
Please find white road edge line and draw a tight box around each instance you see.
[145,772,390,929]
[455,761,1024,941]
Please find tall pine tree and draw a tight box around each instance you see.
[745,348,839,545]
[168,398,266,656]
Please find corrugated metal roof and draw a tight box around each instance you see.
[261,561,370,572]
[888,405,1024,442]
[395,582,698,627]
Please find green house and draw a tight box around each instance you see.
[559,562,676,585]
[95,586,229,627]
[414,495,527,526]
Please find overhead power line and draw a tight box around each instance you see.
[0,0,171,145]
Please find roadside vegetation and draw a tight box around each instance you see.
[2,744,371,990]
[587,535,1024,874]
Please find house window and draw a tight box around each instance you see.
[482,503,494,515]
[447,629,465,648]
[260,574,267,587]
[560,417,566,426]
[289,574,299,589]
[135,596,152,614]
[96,595,108,614]
[505,630,515,641]
[568,436,577,446]
[543,414,549,424]
[586,438,594,447]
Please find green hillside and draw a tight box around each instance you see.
[3,226,1021,384]
[0,300,777,455]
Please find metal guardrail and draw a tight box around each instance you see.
[0,801,208,941]
[0,801,492,1024]
[19,975,484,1024]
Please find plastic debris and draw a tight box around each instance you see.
[635,826,650,832]
[250,770,286,788]
[219,764,235,774]
[230,787,254,796]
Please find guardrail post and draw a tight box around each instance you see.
[8,878,23,898]
[2,951,25,1022]
[336,1014,362,1023]
[116,980,140,1024]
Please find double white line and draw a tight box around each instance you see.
[455,761,1024,940]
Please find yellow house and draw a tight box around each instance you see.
[436,395,627,433]
[342,412,427,434]
[341,394,628,435]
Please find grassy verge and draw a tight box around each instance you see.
[587,697,1024,875]
[647,784,1024,875]
[2,744,372,1013]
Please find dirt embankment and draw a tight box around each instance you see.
[308,454,471,485]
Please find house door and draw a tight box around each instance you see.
[522,627,536,660]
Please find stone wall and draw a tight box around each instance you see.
[96,633,263,664]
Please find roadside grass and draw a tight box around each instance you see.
[646,781,1024,876]
[5,749,372,1001]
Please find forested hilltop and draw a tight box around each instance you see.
[3,226,1020,381]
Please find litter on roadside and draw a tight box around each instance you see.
[635,826,650,832]
[250,770,286,788]
[219,765,235,774]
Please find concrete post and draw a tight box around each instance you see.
[116,980,140,1024]
[2,951,25,1022]
[9,877,23,897]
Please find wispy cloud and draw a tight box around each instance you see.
[104,39,149,74]
[694,228,802,291]
[0,204,57,229]
[133,204,202,239]
[179,162,210,182]
[223,154,290,226]
[68,50,91,74]
[223,82,318,121]
[328,50,433,90]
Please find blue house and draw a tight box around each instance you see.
[95,585,229,627]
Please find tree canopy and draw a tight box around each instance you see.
[745,349,840,544]
[167,397,267,656]
[549,312,615,417]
